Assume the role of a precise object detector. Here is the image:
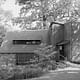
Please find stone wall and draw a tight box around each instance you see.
[72,42,80,62]
[0,54,16,68]
[70,22,80,62]
[0,54,16,79]
[63,21,80,62]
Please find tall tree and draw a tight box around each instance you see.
[15,0,73,29]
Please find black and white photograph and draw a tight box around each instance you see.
[0,0,80,80]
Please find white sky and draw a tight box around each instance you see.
[1,0,21,17]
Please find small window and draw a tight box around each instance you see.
[13,40,41,45]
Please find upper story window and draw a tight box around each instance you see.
[13,40,41,45]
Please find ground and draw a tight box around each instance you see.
[0,54,80,80]
[38,68,80,80]
[28,62,80,80]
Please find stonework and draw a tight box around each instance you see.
[72,42,80,63]
[71,22,80,63]
[0,54,16,68]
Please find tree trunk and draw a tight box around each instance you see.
[43,15,46,29]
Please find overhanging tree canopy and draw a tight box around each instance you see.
[14,0,80,29]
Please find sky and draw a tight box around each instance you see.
[1,0,21,17]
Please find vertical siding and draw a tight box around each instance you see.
[64,22,72,61]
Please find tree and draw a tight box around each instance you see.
[70,0,80,21]
[0,0,13,33]
[15,0,74,29]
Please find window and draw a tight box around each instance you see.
[13,40,41,45]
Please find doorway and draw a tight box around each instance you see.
[56,40,70,61]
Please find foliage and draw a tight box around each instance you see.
[0,0,80,30]
[0,50,57,80]
[0,6,13,33]
[15,0,74,29]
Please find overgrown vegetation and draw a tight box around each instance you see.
[0,0,80,80]
[0,46,58,80]
[14,0,80,30]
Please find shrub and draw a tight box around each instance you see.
[38,60,57,71]
[25,67,43,79]
[7,67,44,80]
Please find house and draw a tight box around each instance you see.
[0,21,75,65]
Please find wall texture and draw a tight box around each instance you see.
[64,21,80,62]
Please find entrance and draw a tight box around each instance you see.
[56,40,70,61]
[59,45,65,60]
[49,22,72,61]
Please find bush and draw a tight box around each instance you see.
[0,67,14,80]
[25,67,43,79]
[7,67,44,80]
[38,60,57,71]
